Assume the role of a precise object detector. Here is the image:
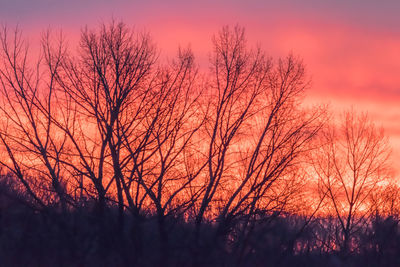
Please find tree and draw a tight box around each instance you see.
[1,20,399,266]
[192,26,325,258]
[0,22,206,264]
[313,111,391,255]
[49,21,160,222]
[0,26,68,211]
[0,22,337,265]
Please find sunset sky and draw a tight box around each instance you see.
[1,0,399,171]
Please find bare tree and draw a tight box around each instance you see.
[3,23,375,265]
[0,26,69,211]
[48,23,207,264]
[50,22,158,220]
[369,182,400,218]
[191,26,326,254]
[313,110,391,254]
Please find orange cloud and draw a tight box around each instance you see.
[7,4,400,173]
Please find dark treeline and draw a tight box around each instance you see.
[0,21,398,266]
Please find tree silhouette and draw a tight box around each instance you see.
[0,26,68,211]
[0,21,396,267]
[313,110,391,255]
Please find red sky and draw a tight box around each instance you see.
[1,0,399,172]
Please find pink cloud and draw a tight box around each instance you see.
[5,3,400,172]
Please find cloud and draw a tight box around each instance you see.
[1,0,399,170]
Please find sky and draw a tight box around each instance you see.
[1,0,399,171]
